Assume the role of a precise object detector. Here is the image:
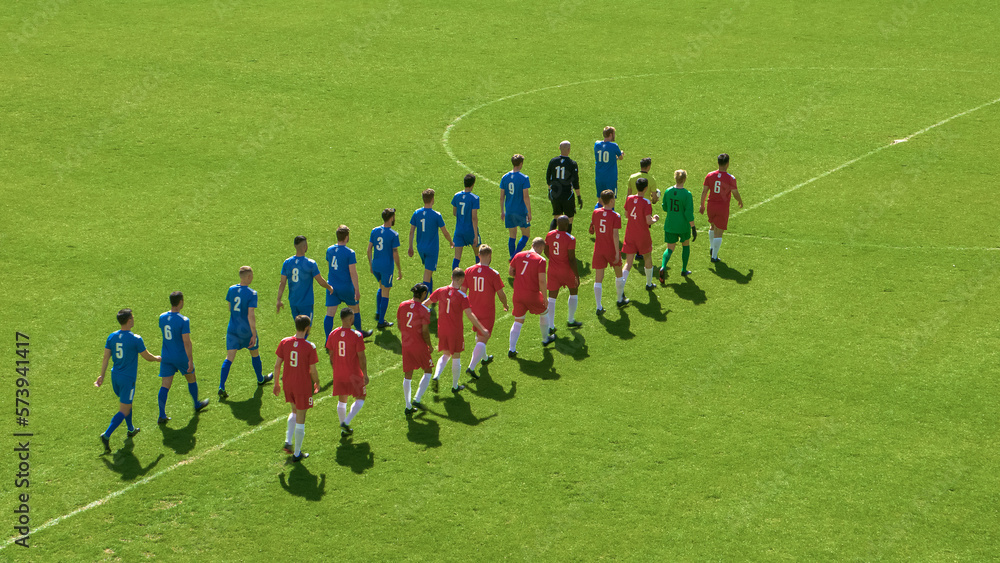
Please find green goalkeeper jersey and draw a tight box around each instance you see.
[662,186,694,233]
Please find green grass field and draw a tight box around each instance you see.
[3,0,1000,560]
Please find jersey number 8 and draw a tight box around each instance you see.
[338,340,346,357]
[291,268,299,283]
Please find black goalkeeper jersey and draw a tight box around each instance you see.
[546,156,580,201]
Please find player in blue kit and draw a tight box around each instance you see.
[325,225,374,339]
[452,173,481,270]
[501,154,532,259]
[218,266,271,400]
[156,292,210,425]
[594,126,624,207]
[95,308,161,453]
[408,189,453,294]
[367,208,403,329]
[276,235,333,339]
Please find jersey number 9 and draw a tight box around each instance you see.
[289,350,298,367]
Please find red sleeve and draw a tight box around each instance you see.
[538,255,547,273]
[460,293,471,311]
[325,332,335,352]
[568,235,576,251]
[275,339,285,359]
[490,269,504,290]
[308,343,318,366]
[614,213,622,230]
[428,288,442,304]
[704,172,713,187]
[356,333,366,352]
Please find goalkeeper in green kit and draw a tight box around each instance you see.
[658,169,698,284]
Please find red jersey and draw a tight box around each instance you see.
[427,286,471,339]
[590,207,622,257]
[325,327,365,383]
[624,195,653,241]
[275,336,318,384]
[545,230,576,276]
[510,250,546,298]
[704,170,738,205]
[463,264,505,322]
[396,299,431,350]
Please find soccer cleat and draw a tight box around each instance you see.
[508,350,518,359]
[616,298,630,308]
[283,442,293,454]
[645,283,656,291]
[412,400,424,410]
[377,321,394,329]
[548,326,557,336]
[359,329,374,338]
[127,427,141,438]
[195,398,210,413]
[292,452,309,462]
[405,406,417,415]
[658,270,667,285]
[157,416,171,425]
[466,367,479,380]
[567,320,583,328]
[258,372,274,385]
[452,385,466,393]
[542,337,556,347]
[481,354,494,366]
[340,423,354,437]
[681,270,692,277]
[432,378,439,393]
[100,434,111,454]
[596,308,606,315]
[218,388,229,400]
[711,257,721,263]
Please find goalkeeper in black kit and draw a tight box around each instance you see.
[546,140,583,233]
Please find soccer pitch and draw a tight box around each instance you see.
[3,0,999,560]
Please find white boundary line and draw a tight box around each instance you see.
[727,232,1000,252]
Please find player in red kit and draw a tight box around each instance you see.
[425,269,490,393]
[397,284,433,414]
[325,308,369,437]
[544,215,582,331]
[589,190,627,312]
[508,237,553,357]
[622,177,660,290]
[700,153,744,263]
[462,244,509,379]
[272,315,321,462]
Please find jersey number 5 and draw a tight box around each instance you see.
[115,342,123,359]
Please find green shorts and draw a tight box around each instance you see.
[664,231,690,244]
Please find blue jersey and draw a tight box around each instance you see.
[105,330,147,381]
[410,208,445,251]
[226,285,258,337]
[369,226,400,267]
[281,255,321,310]
[500,171,530,216]
[451,191,480,233]
[326,244,358,290]
[158,312,190,363]
[594,140,623,182]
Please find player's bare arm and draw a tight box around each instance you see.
[421,323,433,351]
[349,263,361,302]
[393,248,403,280]
[699,186,710,213]
[538,271,546,296]
[471,208,479,239]
[612,227,621,256]
[464,309,490,338]
[568,248,580,280]
[733,188,744,208]
[309,364,320,394]
[272,357,282,396]
[247,307,258,348]
[140,350,161,362]
[508,262,516,277]
[182,333,194,373]
[407,225,416,257]
[95,348,112,387]
[276,275,287,312]
[314,273,334,294]
[646,212,659,226]
[442,225,454,248]
[358,350,369,384]
[523,188,532,222]
[366,242,375,274]
[496,288,509,312]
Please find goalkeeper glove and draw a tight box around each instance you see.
[577,195,583,209]
[691,226,698,242]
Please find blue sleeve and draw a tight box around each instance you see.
[472,196,480,211]
[326,246,334,264]
[248,290,258,309]
[369,229,377,245]
[436,212,445,228]
[135,335,146,355]
[182,317,190,335]
[391,231,400,249]
[308,260,320,278]
[451,193,460,208]
[105,334,114,351]
[348,250,357,265]
[410,211,419,226]
[613,144,622,157]
[225,286,235,305]
[280,259,291,277]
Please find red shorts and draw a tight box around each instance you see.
[284,380,314,411]
[333,376,366,399]
[401,343,432,373]
[547,267,579,291]
[622,236,652,256]
[438,331,465,353]
[591,248,622,269]
[707,202,730,230]
[469,310,496,336]
[512,292,546,317]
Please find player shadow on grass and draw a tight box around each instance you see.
[279,463,326,501]
[597,309,635,340]
[551,330,590,361]
[223,383,265,426]
[159,413,200,455]
[102,437,165,481]
[666,276,707,305]
[710,261,754,284]
[513,348,560,379]
[429,392,498,426]
[406,411,442,449]
[335,439,375,474]
[632,291,670,323]
[374,330,401,355]
[468,367,517,402]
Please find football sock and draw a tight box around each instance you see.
[433,354,451,380]
[622,268,630,283]
[403,379,412,408]
[188,382,199,406]
[712,237,722,259]
[415,373,431,401]
[353,312,362,331]
[125,412,135,432]
[509,321,523,352]
[594,282,603,310]
[539,315,548,340]
[645,267,654,285]
[158,387,169,419]
[337,401,348,425]
[374,290,381,321]
[251,355,263,382]
[469,341,486,368]
[549,218,557,230]
[219,358,232,390]
[380,294,389,322]
[474,254,481,264]
[451,358,461,388]
[615,277,626,301]
[547,298,557,329]
[566,223,573,234]
[426,278,433,294]
[508,238,516,259]
[285,413,295,444]
[567,295,579,322]
[516,236,529,254]
[293,423,305,456]
[104,412,125,438]
[682,245,690,270]
[661,248,673,270]
[452,258,460,270]
[346,399,364,424]
[324,315,334,338]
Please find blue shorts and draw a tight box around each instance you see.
[373,265,394,288]
[159,358,193,377]
[226,331,259,351]
[454,229,479,248]
[111,377,136,405]
[418,249,439,272]
[504,214,530,229]
[595,179,617,199]
[326,286,359,307]
[289,304,313,322]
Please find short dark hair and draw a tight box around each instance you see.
[169,291,183,307]
[511,154,524,167]
[640,157,651,169]
[294,315,312,332]
[293,235,307,247]
[382,208,396,222]
[464,174,476,188]
[340,307,354,319]
[411,283,428,301]
[421,189,435,204]
[600,189,615,204]
[635,177,648,192]
[603,126,615,138]
[452,268,465,280]
[718,153,730,166]
[117,308,133,325]
[336,225,350,242]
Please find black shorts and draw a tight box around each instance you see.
[550,197,577,218]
